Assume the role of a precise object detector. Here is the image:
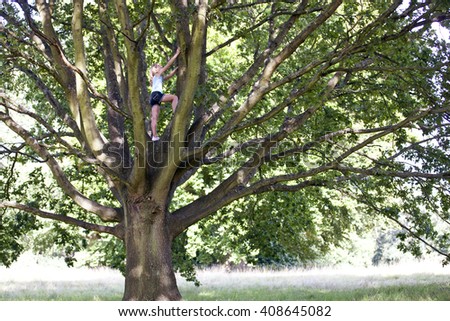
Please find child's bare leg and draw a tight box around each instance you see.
[151,105,160,139]
[162,94,178,113]
[172,95,178,112]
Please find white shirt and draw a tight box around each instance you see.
[152,75,163,93]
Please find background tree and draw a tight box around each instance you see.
[1,0,449,300]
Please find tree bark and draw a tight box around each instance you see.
[122,194,181,301]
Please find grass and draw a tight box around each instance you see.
[182,284,450,301]
[2,282,448,301]
[1,253,449,301]
[179,267,450,301]
[0,280,122,301]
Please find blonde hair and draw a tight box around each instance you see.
[150,63,161,75]
[149,63,159,84]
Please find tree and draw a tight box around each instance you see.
[1,0,449,300]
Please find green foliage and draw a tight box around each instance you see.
[0,157,120,269]
[0,166,42,266]
[172,180,369,269]
[350,174,450,266]
[84,235,126,274]
[172,231,200,286]
[0,210,40,267]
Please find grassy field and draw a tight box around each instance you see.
[1,253,449,301]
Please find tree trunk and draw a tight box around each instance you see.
[122,194,181,301]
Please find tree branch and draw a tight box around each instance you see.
[356,196,450,262]
[150,12,173,49]
[98,0,131,172]
[333,107,450,165]
[219,0,294,12]
[199,1,342,156]
[16,68,85,142]
[1,93,128,184]
[169,167,348,239]
[152,0,208,198]
[226,0,309,98]
[0,110,123,223]
[170,69,345,235]
[113,0,148,192]
[171,87,448,238]
[0,92,83,155]
[205,5,322,57]
[0,201,124,239]
[336,165,450,180]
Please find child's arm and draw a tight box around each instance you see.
[164,67,178,81]
[160,47,180,74]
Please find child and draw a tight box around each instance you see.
[149,47,180,141]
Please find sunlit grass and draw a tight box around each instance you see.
[179,265,450,301]
[1,253,449,301]
[181,284,450,301]
[0,281,122,301]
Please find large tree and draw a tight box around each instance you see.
[1,0,449,300]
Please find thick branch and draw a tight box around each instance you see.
[171,94,448,238]
[98,0,131,171]
[0,95,128,184]
[114,0,147,192]
[169,168,343,239]
[170,70,345,235]
[72,0,110,163]
[153,0,208,197]
[192,0,423,154]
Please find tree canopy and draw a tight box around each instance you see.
[1,0,449,300]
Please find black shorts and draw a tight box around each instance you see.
[150,91,164,106]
